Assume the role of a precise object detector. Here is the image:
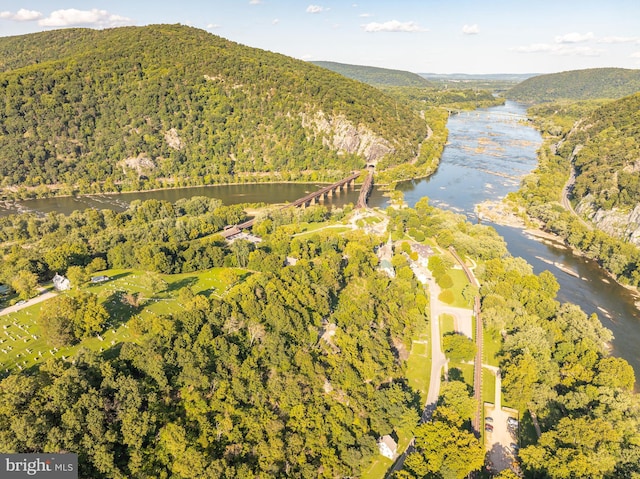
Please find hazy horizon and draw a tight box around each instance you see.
[1,1,639,75]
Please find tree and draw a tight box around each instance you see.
[66,265,88,288]
[405,414,484,479]
[520,416,621,479]
[442,333,476,362]
[74,291,108,338]
[140,272,168,294]
[38,295,77,346]
[438,380,477,422]
[11,270,39,300]
[86,257,107,273]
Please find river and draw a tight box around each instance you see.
[398,101,640,388]
[0,182,389,217]
[3,101,640,386]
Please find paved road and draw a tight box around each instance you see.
[560,166,591,229]
[484,365,518,474]
[386,269,448,477]
[0,290,56,317]
[425,276,448,411]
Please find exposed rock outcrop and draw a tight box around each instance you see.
[120,154,156,177]
[300,111,395,164]
[576,198,640,246]
[164,128,184,150]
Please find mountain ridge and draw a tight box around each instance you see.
[312,60,433,87]
[0,25,430,194]
[506,67,640,103]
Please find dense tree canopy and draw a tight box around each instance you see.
[0,25,431,195]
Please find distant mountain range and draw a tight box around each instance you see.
[0,25,429,192]
[420,73,539,82]
[311,61,433,87]
[506,68,640,102]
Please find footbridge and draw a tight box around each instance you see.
[218,171,362,238]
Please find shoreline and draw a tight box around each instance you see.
[477,200,640,301]
[0,176,367,203]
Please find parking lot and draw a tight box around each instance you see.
[483,367,519,474]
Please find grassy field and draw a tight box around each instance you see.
[483,328,502,368]
[440,313,455,335]
[447,268,473,308]
[0,267,242,375]
[483,368,496,404]
[406,341,431,405]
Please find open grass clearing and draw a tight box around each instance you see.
[447,268,473,308]
[0,267,243,375]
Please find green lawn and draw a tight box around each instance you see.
[0,267,244,375]
[482,368,496,404]
[440,313,455,335]
[361,455,394,479]
[406,340,431,405]
[482,328,501,368]
[447,268,473,308]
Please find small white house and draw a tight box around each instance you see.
[52,273,70,291]
[378,435,397,459]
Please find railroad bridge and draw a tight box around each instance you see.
[219,171,363,238]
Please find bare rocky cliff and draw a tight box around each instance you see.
[300,111,395,164]
[576,199,640,246]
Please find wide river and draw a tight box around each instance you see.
[398,101,640,389]
[3,101,639,387]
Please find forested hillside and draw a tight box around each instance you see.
[311,61,432,87]
[515,94,640,286]
[563,93,640,214]
[0,25,430,194]
[507,68,640,103]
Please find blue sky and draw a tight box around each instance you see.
[1,1,639,74]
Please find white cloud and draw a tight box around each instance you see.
[462,24,479,35]
[599,36,640,44]
[38,8,132,28]
[272,18,280,25]
[631,52,640,58]
[362,20,425,33]
[249,0,262,4]
[554,32,594,44]
[512,43,604,56]
[206,23,220,29]
[306,5,325,14]
[0,8,43,21]
[359,13,373,18]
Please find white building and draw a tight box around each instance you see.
[378,435,397,459]
[52,273,70,291]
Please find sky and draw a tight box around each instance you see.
[1,1,640,74]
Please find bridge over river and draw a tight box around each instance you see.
[219,171,367,238]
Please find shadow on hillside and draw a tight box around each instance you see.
[166,276,198,293]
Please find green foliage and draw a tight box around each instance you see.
[312,61,433,87]
[437,380,477,422]
[38,291,108,346]
[437,289,455,304]
[507,68,640,103]
[0,25,430,195]
[480,252,640,479]
[403,407,484,479]
[0,214,427,477]
[10,270,38,300]
[436,273,453,289]
[442,333,476,362]
[516,94,640,287]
